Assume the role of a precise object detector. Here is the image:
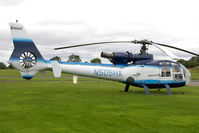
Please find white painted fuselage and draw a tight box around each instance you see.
[57,61,190,88]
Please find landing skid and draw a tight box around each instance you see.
[122,84,150,95]
[121,84,172,95]
[142,84,172,95]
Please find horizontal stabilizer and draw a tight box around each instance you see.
[51,60,61,77]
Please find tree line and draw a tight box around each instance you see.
[50,54,101,63]
[177,56,199,68]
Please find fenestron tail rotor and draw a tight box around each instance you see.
[54,39,199,57]
[20,52,37,68]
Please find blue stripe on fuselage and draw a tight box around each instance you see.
[134,80,185,84]
[57,61,160,68]
[59,61,114,67]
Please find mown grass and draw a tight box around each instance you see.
[189,66,199,80]
[0,77,104,81]
[0,81,199,133]
[0,69,104,81]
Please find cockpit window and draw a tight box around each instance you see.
[173,65,181,72]
[174,74,183,81]
[161,66,171,77]
[180,64,191,84]
[171,64,183,81]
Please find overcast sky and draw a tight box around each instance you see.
[0,0,199,64]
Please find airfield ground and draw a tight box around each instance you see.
[0,69,199,133]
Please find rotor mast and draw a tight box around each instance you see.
[131,39,152,54]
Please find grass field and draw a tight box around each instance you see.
[189,66,199,80]
[0,69,104,81]
[0,69,199,133]
[0,81,199,133]
[0,69,71,77]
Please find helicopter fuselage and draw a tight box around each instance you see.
[58,60,190,89]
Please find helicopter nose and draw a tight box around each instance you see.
[181,65,191,85]
[185,73,191,85]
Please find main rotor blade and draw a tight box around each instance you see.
[152,42,199,56]
[153,44,179,60]
[54,41,132,50]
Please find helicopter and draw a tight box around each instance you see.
[8,21,199,95]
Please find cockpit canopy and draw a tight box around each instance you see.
[158,61,191,84]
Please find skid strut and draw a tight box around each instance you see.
[142,84,150,95]
[124,84,130,92]
[165,84,172,95]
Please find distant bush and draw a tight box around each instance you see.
[0,62,6,69]
[90,58,101,63]
[67,54,81,62]
[7,64,14,69]
[50,56,62,62]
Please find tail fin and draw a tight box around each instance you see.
[51,60,62,77]
[9,22,48,79]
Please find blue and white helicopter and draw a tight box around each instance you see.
[8,21,199,95]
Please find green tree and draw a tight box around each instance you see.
[0,62,6,69]
[50,56,61,62]
[178,59,188,67]
[188,59,198,68]
[178,56,199,68]
[90,58,101,63]
[67,54,81,62]
[7,64,14,69]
